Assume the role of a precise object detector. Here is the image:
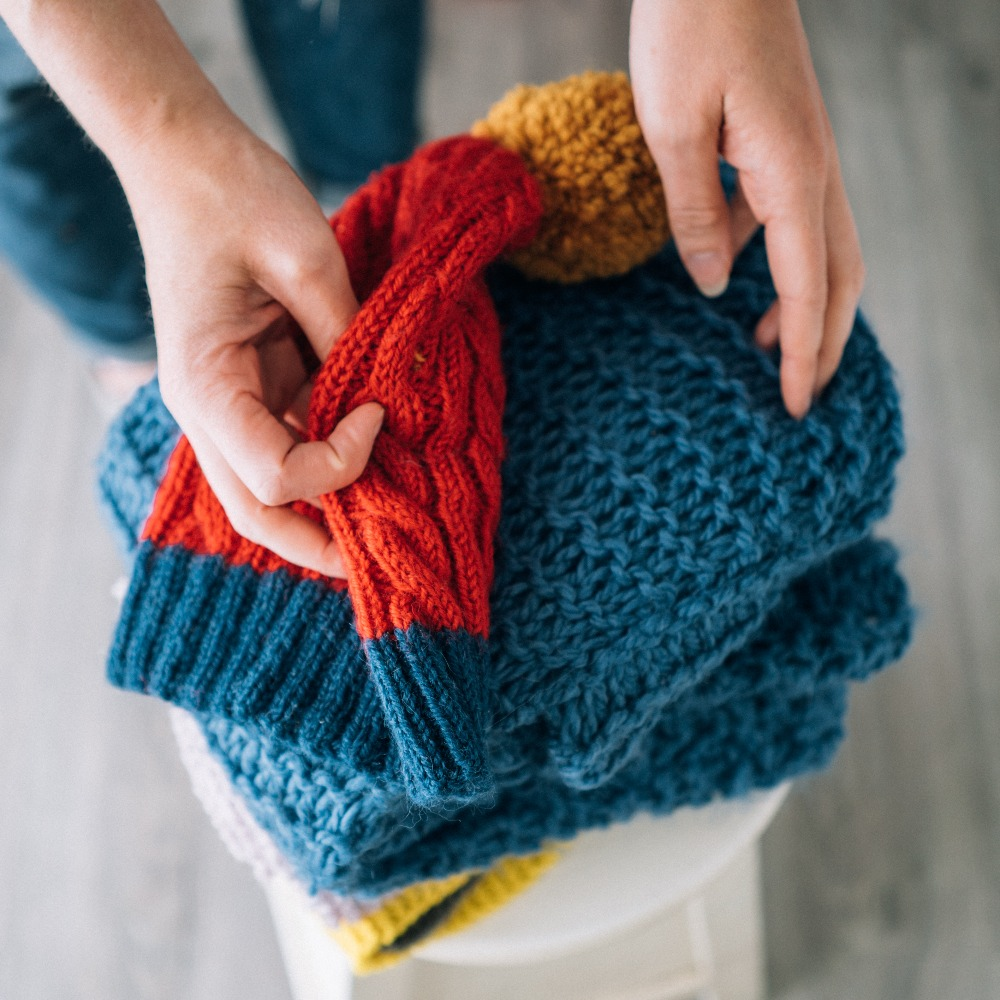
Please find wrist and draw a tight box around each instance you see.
[115,97,254,215]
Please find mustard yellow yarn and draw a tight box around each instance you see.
[427,849,560,956]
[331,849,561,974]
[471,71,669,283]
[330,872,469,972]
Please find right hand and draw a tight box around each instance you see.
[0,0,381,576]
[129,119,383,578]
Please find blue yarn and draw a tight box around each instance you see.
[96,233,913,896]
[95,376,179,559]
[365,626,494,805]
[195,536,909,896]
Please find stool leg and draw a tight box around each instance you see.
[266,877,356,1000]
[698,841,766,1000]
[263,843,766,1000]
[265,877,418,1000]
[684,895,719,1000]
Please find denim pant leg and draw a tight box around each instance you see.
[238,0,424,191]
[0,21,154,360]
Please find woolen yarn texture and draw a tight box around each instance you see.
[108,136,544,807]
[97,142,912,893]
[471,71,670,281]
[170,704,557,972]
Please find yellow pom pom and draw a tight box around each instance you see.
[471,71,669,283]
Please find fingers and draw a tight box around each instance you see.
[193,210,375,572]
[655,123,735,298]
[204,392,384,508]
[629,0,863,421]
[759,191,828,419]
[630,0,738,298]
[185,401,385,578]
[284,379,313,436]
[188,430,347,578]
[255,318,312,415]
[639,98,763,300]
[134,131,379,577]
[755,299,781,351]
[815,149,865,393]
[261,219,360,363]
[729,178,761,257]
[750,146,864,417]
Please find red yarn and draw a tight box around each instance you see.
[143,442,339,582]
[143,135,544,641]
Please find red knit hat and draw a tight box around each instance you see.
[139,135,543,803]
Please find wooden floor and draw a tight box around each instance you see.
[0,0,997,997]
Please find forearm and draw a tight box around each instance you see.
[0,0,248,205]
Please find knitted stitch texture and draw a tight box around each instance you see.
[109,136,544,806]
[471,71,669,282]
[331,849,560,974]
[97,223,912,895]
[170,703,557,965]
[168,707,375,926]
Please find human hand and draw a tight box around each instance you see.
[630,0,865,418]
[128,121,383,577]
[0,0,381,572]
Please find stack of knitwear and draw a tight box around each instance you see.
[169,707,558,972]
[96,73,913,965]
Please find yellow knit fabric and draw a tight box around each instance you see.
[471,71,670,283]
[331,849,561,974]
[329,872,470,969]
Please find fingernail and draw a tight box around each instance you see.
[363,402,386,432]
[792,392,813,421]
[687,252,729,298]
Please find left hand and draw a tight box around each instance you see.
[630,0,865,418]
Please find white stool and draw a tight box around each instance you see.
[266,784,789,1000]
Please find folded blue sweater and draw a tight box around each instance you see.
[98,232,912,897]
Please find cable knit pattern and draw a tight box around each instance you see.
[109,136,544,806]
[97,222,912,895]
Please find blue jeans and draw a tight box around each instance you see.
[0,0,423,360]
